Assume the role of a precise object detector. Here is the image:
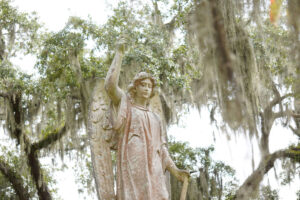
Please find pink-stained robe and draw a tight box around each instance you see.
[115,94,172,200]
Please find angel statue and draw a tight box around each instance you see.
[88,39,189,200]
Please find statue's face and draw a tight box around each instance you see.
[135,78,153,100]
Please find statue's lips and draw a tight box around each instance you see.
[142,92,151,97]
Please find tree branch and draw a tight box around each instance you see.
[27,148,52,200]
[268,93,294,110]
[273,109,292,120]
[235,147,300,200]
[21,124,67,200]
[0,158,30,200]
[27,124,67,200]
[31,124,67,151]
[22,134,52,200]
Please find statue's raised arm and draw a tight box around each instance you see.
[104,39,126,105]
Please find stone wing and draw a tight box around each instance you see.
[87,79,116,200]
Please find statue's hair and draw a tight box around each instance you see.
[127,72,158,99]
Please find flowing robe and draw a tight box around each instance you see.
[115,94,172,200]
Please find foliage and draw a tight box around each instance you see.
[168,137,238,199]
[0,0,300,199]
[258,185,279,200]
[297,190,300,200]
[279,155,300,185]
[0,0,41,57]
[168,136,197,170]
[0,145,36,199]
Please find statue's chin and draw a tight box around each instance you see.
[133,96,150,106]
[135,94,150,100]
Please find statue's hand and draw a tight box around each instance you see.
[173,168,190,182]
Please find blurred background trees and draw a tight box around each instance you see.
[0,0,299,199]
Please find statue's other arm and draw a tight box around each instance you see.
[160,125,190,182]
[161,144,190,182]
[104,42,126,105]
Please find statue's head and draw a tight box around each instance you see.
[127,72,157,100]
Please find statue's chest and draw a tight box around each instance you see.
[130,107,161,140]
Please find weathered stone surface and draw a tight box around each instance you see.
[99,41,189,199]
[88,79,115,200]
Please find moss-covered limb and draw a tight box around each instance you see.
[0,158,30,200]
[285,145,300,162]
[27,148,52,200]
[260,89,294,157]
[235,148,300,200]
[273,110,292,120]
[6,92,52,199]
[259,92,294,157]
[268,82,285,113]
[263,82,293,115]
[267,93,294,110]
[24,125,67,200]
[3,92,51,199]
[8,93,63,200]
[31,124,67,151]
[20,135,52,200]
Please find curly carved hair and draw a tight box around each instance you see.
[127,72,158,99]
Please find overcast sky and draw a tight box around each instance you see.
[10,0,299,199]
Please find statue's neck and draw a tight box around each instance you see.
[134,96,148,108]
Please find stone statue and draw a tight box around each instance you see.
[104,40,190,200]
